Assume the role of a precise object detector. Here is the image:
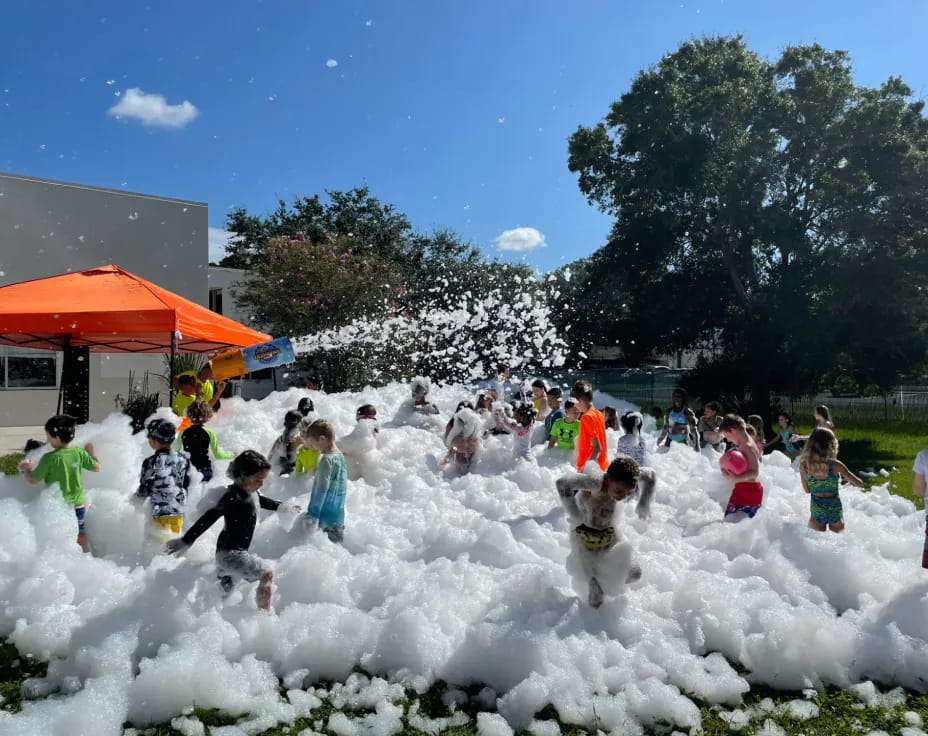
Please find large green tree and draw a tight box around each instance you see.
[568,36,928,413]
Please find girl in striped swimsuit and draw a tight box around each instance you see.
[798,428,863,532]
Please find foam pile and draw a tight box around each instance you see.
[0,383,926,735]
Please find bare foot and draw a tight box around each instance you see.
[256,584,272,611]
[77,533,91,554]
[588,577,604,608]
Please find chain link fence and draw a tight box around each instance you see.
[539,369,928,426]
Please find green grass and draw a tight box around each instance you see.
[0,452,24,476]
[122,679,928,736]
[792,420,928,508]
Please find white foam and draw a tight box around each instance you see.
[0,383,926,735]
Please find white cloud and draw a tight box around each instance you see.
[495,226,547,252]
[208,227,236,263]
[107,88,199,128]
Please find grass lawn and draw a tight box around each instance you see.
[791,420,928,508]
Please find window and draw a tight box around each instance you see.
[1,347,58,389]
[209,288,224,315]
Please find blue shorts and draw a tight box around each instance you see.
[725,502,760,518]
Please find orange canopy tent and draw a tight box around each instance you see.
[0,264,270,352]
[0,265,271,422]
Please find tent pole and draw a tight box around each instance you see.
[169,331,176,408]
[57,334,69,415]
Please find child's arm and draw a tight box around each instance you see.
[657,413,670,444]
[206,381,226,408]
[832,460,864,488]
[258,493,282,512]
[83,443,100,472]
[547,432,557,449]
[914,472,927,499]
[137,458,155,498]
[207,428,234,460]
[555,473,589,523]
[168,504,223,553]
[19,460,40,485]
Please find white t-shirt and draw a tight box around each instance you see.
[913,449,928,517]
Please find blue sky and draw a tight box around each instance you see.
[2,0,926,270]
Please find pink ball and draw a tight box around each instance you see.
[720,449,748,476]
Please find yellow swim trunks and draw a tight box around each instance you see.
[574,524,617,552]
[152,515,183,534]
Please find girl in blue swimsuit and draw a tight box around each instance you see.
[765,411,800,459]
[799,428,863,532]
[658,388,699,450]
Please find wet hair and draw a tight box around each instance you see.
[45,415,77,443]
[800,427,839,475]
[356,404,377,419]
[283,410,303,429]
[186,400,213,424]
[531,378,547,390]
[718,414,747,433]
[228,450,271,482]
[747,414,765,441]
[146,418,177,444]
[546,386,562,399]
[815,405,832,424]
[514,402,538,426]
[606,455,640,487]
[619,411,642,434]
[177,374,197,389]
[570,380,594,403]
[304,418,335,442]
[23,438,44,453]
[297,397,314,416]
[603,406,619,430]
[704,401,721,414]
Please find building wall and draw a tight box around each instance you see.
[0,172,207,427]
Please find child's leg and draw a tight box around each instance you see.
[588,576,604,608]
[808,518,827,531]
[74,506,91,553]
[256,571,273,611]
[827,521,845,533]
[324,526,344,544]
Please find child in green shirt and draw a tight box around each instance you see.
[548,400,582,450]
[20,414,100,553]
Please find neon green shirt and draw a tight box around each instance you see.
[295,446,320,473]
[31,446,98,505]
[172,391,198,417]
[176,370,214,402]
[550,418,580,449]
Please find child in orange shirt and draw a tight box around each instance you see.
[570,380,608,472]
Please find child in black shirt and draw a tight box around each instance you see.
[166,450,300,611]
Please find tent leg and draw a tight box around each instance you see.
[169,332,176,408]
